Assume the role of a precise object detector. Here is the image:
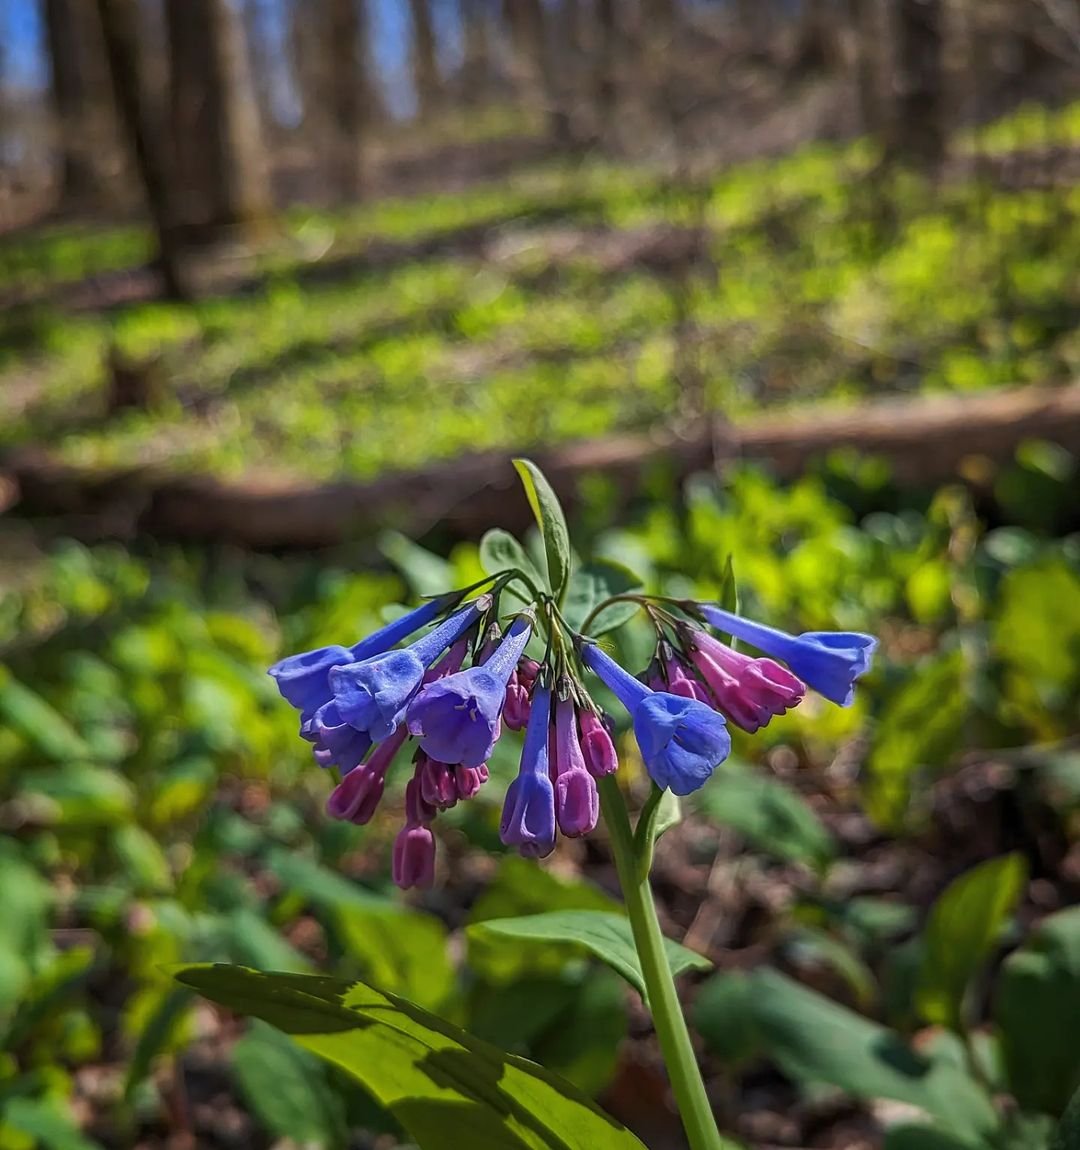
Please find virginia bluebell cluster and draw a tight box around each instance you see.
[270,583,875,888]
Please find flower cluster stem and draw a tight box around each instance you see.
[599,775,725,1150]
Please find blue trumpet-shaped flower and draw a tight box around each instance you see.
[329,598,488,742]
[582,644,730,796]
[407,615,533,768]
[269,595,456,718]
[301,701,372,773]
[500,682,556,858]
[699,606,876,707]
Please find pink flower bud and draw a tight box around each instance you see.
[503,682,532,730]
[578,710,618,777]
[392,824,436,889]
[419,755,459,809]
[327,763,385,824]
[552,698,599,836]
[454,763,489,799]
[661,654,713,705]
[405,772,437,826]
[688,632,805,732]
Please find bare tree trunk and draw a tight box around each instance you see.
[165,0,270,242]
[326,0,364,200]
[409,0,441,119]
[503,0,570,140]
[44,0,119,207]
[594,0,618,140]
[461,0,494,104]
[889,0,947,169]
[793,0,842,72]
[94,0,189,300]
[846,0,885,135]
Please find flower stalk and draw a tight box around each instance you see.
[599,774,725,1150]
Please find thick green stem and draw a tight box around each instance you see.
[599,775,724,1150]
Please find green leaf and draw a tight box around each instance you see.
[379,530,454,598]
[0,666,91,761]
[469,910,710,1004]
[884,1126,991,1150]
[780,927,877,1008]
[561,560,643,636]
[694,764,835,869]
[16,765,135,826]
[111,825,173,894]
[267,849,454,1009]
[233,1021,348,1148]
[123,988,191,1100]
[915,854,1027,1032]
[513,458,571,601]
[995,905,1080,1117]
[633,785,682,875]
[713,556,739,647]
[866,652,969,829]
[478,528,547,603]
[1051,1082,1080,1150]
[174,964,647,1150]
[696,969,998,1142]
[691,971,762,1065]
[2,1097,102,1150]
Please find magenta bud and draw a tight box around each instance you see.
[578,710,619,778]
[688,632,805,732]
[555,767,599,836]
[663,657,713,705]
[419,756,459,809]
[517,658,540,687]
[454,763,489,799]
[326,764,385,825]
[392,823,436,889]
[503,682,532,731]
[405,774,437,826]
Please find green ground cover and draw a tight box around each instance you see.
[2,102,1078,483]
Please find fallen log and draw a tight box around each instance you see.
[3,383,1078,549]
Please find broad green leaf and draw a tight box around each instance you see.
[561,560,644,636]
[479,528,547,588]
[995,906,1080,1117]
[697,969,998,1142]
[915,853,1027,1032]
[174,964,647,1150]
[0,666,91,761]
[379,531,454,598]
[695,764,835,869]
[468,910,710,1004]
[233,1021,348,1148]
[111,825,173,894]
[267,849,453,1009]
[513,458,571,601]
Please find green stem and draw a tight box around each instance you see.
[599,775,724,1150]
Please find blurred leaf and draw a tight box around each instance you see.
[221,909,312,973]
[995,906,1080,1117]
[884,1126,990,1150]
[781,927,877,1008]
[696,968,998,1142]
[149,757,218,825]
[513,458,571,601]
[1051,1083,1080,1150]
[0,667,90,762]
[123,988,190,1100]
[713,555,739,646]
[110,825,173,895]
[17,765,134,827]
[267,850,453,1009]
[915,854,1027,1032]
[379,531,454,598]
[562,560,643,636]
[469,910,710,1004]
[478,529,547,601]
[6,947,94,1050]
[233,1020,348,1149]
[174,964,647,1149]
[695,764,835,869]
[1,1097,101,1150]
[691,971,762,1065]
[866,651,969,829]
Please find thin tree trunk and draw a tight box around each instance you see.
[846,0,885,135]
[44,0,118,206]
[326,0,364,200]
[889,0,946,169]
[594,0,618,141]
[461,0,493,104]
[94,0,188,300]
[165,0,270,241]
[409,0,441,119]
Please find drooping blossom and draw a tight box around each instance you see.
[552,696,599,836]
[500,681,556,857]
[698,606,876,707]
